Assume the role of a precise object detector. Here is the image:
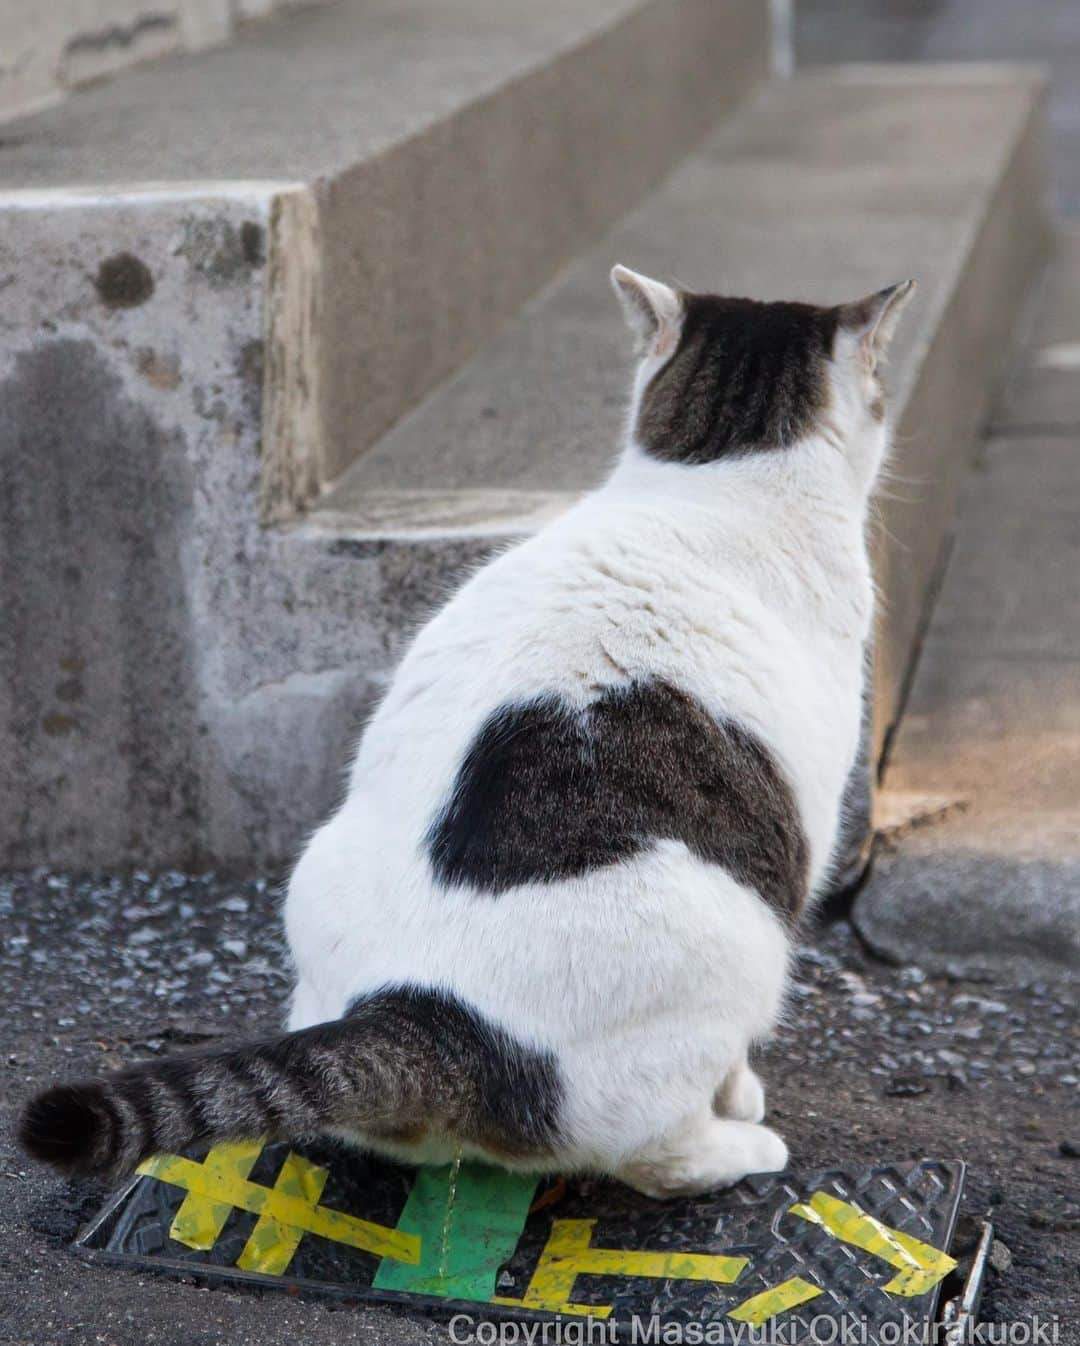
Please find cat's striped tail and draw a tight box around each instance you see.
[18,986,562,1180]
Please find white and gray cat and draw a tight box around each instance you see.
[21,266,913,1198]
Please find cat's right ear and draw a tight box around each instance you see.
[610,265,683,357]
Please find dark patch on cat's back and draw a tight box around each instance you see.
[346,985,563,1156]
[427,679,808,921]
[639,294,839,464]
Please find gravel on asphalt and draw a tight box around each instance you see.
[1,870,1077,1345]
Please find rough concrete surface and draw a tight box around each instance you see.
[1,873,1077,1345]
[854,238,1080,981]
[0,0,752,188]
[327,68,1045,498]
[798,0,1080,218]
[997,232,1080,432]
[0,0,770,494]
[0,66,1047,873]
[0,186,503,871]
[0,191,276,871]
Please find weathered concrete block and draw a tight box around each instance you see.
[0,190,269,866]
[0,0,772,516]
[856,846,1080,983]
[0,66,1051,873]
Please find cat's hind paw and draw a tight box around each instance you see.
[715,1062,766,1124]
[618,1119,788,1199]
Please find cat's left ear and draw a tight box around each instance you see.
[611,265,683,356]
[838,280,916,370]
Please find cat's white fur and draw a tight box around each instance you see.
[284,268,910,1196]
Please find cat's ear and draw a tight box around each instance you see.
[838,280,916,369]
[610,265,683,356]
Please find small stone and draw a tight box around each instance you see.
[899,966,927,986]
[1059,1140,1080,1159]
[938,1049,966,1068]
[953,995,1007,1015]
[220,896,249,914]
[989,1240,1012,1274]
[222,938,247,959]
[185,950,213,969]
[1016,1062,1037,1076]
[885,1075,930,1098]
[796,946,840,972]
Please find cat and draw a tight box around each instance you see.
[20,266,913,1198]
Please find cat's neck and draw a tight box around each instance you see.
[602,435,872,523]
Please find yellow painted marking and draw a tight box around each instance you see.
[492,1217,748,1318]
[168,1140,263,1251]
[138,1145,419,1267]
[236,1151,330,1275]
[727,1276,823,1324]
[790,1191,957,1296]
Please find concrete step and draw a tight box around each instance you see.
[0,65,1049,870]
[306,64,1049,763]
[855,234,1080,984]
[0,0,770,511]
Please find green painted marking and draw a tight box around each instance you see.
[373,1162,538,1301]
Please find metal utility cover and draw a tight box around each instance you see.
[77,1141,964,1340]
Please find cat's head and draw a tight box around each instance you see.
[610,265,915,494]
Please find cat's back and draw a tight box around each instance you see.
[380,486,807,713]
[285,487,823,1033]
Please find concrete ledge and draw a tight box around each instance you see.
[0,0,771,512]
[315,65,1051,758]
[0,65,1050,870]
[853,248,1080,985]
[857,846,1080,984]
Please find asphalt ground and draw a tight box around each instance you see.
[2,870,1076,1345]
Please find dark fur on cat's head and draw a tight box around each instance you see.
[611,265,915,472]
